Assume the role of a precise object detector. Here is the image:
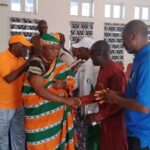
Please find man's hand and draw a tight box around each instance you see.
[94,90,107,104]
[105,89,120,104]
[94,89,120,104]
[65,97,75,106]
[65,97,81,107]
[53,80,67,90]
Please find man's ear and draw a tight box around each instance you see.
[130,32,136,40]
[11,43,16,50]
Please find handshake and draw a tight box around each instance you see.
[66,85,121,107]
[66,97,82,107]
[94,88,122,104]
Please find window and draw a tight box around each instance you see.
[134,7,140,19]
[142,7,149,20]
[70,0,93,17]
[82,3,90,16]
[25,0,34,12]
[104,4,125,19]
[134,6,150,20]
[113,5,121,18]
[105,4,111,18]
[11,0,37,13]
[70,0,78,16]
[11,0,21,11]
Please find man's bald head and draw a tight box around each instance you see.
[38,20,47,26]
[122,20,148,54]
[38,20,48,36]
[123,20,148,38]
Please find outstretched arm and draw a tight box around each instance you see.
[105,89,150,113]
[29,74,76,106]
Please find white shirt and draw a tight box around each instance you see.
[75,58,95,96]
[75,58,100,116]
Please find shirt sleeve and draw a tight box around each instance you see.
[54,60,76,94]
[0,62,11,77]
[0,57,25,78]
[136,59,150,107]
[27,59,45,77]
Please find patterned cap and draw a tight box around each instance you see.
[40,33,59,45]
[51,32,61,41]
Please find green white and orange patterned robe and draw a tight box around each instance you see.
[22,57,77,150]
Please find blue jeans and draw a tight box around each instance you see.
[0,107,25,150]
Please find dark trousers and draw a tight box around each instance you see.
[86,124,100,150]
[128,137,149,150]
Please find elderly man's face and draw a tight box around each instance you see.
[13,43,28,58]
[72,48,81,60]
[72,47,89,60]
[122,31,135,54]
[42,44,60,62]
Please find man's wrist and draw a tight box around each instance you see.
[115,94,123,104]
[73,97,82,107]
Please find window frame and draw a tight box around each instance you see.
[10,0,38,13]
[104,3,125,19]
[70,0,79,16]
[134,6,150,21]
[142,7,149,20]
[70,0,94,17]
[134,6,141,19]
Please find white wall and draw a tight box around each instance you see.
[0,4,10,50]
[1,0,150,66]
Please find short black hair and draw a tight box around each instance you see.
[90,40,110,57]
[38,20,47,27]
[123,20,148,37]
